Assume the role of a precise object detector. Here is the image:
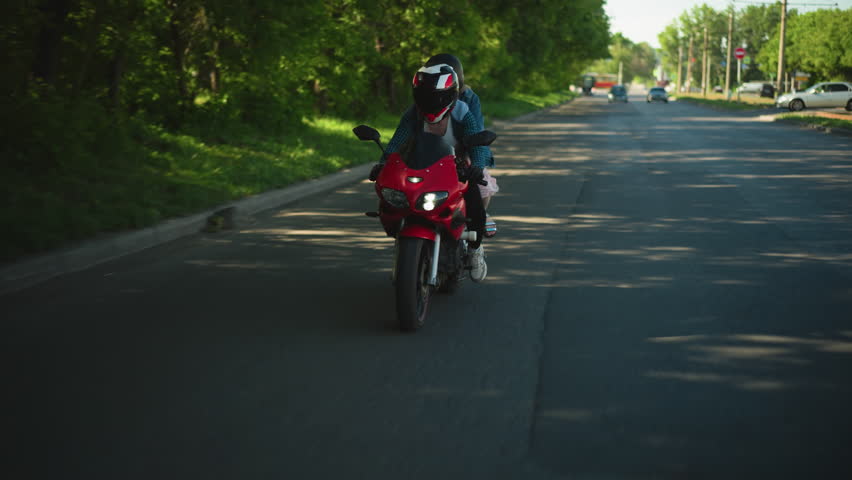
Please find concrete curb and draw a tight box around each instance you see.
[767,117,852,137]
[1,98,577,296]
[1,163,372,295]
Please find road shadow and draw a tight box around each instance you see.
[492,99,852,479]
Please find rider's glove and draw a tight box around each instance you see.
[466,165,487,186]
[368,163,383,182]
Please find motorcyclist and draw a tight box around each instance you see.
[369,61,492,281]
[423,54,498,239]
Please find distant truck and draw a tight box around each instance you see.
[579,73,617,95]
[582,75,595,95]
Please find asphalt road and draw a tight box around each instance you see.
[3,92,852,479]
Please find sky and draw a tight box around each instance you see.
[603,0,852,48]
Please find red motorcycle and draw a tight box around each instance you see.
[353,125,496,332]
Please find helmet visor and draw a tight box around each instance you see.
[414,87,457,116]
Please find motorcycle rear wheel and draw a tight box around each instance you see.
[437,241,465,295]
[396,237,432,332]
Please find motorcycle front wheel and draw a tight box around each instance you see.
[396,237,432,332]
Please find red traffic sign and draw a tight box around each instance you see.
[734,47,746,60]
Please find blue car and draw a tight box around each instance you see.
[608,85,628,103]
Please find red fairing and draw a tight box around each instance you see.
[399,223,437,241]
[375,152,468,241]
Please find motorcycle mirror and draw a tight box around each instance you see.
[353,125,380,142]
[462,130,497,148]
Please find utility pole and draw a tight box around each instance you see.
[677,42,683,93]
[686,35,694,92]
[776,0,787,96]
[618,61,623,85]
[725,9,733,97]
[702,25,708,97]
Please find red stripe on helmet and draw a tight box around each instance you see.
[424,106,450,123]
[444,74,454,89]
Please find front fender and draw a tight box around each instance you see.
[399,223,436,241]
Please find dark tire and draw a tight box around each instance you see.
[437,239,465,295]
[395,237,432,332]
[846,99,852,112]
[789,99,805,112]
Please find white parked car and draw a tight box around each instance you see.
[776,82,852,112]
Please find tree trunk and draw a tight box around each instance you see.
[312,78,328,113]
[208,39,220,93]
[31,0,72,86]
[388,69,398,109]
[169,17,189,101]
[108,47,126,112]
[72,6,105,99]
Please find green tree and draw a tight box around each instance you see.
[658,22,683,85]
[588,33,656,84]
[735,3,781,80]
[757,7,852,82]
[657,4,735,90]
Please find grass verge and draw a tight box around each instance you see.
[483,90,576,125]
[1,112,399,264]
[3,91,573,264]
[673,92,776,111]
[774,114,852,130]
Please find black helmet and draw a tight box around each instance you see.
[426,53,464,91]
[412,64,459,124]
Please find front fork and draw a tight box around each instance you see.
[428,233,441,286]
[391,225,478,286]
[391,232,441,286]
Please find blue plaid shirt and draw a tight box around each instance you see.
[385,89,493,168]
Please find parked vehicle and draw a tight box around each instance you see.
[608,85,628,103]
[775,82,852,112]
[646,87,668,103]
[352,124,496,332]
[738,82,775,98]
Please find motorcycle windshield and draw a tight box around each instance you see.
[405,131,455,170]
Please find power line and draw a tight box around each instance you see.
[733,1,838,6]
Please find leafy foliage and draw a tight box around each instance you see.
[657,3,850,89]
[758,8,852,81]
[0,0,610,261]
[588,33,656,84]
[2,0,610,126]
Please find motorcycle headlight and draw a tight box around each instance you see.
[416,191,449,211]
[381,188,409,209]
